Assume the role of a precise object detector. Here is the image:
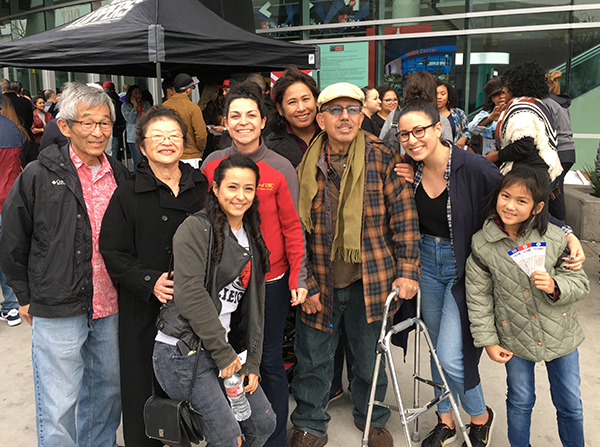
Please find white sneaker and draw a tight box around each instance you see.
[0,309,21,326]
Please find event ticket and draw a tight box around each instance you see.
[508,242,547,276]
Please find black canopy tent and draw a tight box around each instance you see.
[0,0,319,80]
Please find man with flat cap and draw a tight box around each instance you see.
[163,73,207,168]
[289,82,420,447]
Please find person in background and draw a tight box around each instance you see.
[154,154,276,447]
[543,71,576,221]
[0,95,25,327]
[163,73,208,168]
[220,78,236,96]
[372,86,398,131]
[487,61,562,185]
[468,77,505,156]
[161,77,176,103]
[437,82,471,149]
[119,83,130,102]
[203,81,310,447]
[0,81,129,447]
[199,82,222,158]
[360,86,382,136]
[265,66,320,168]
[122,84,151,172]
[44,89,59,117]
[247,72,273,134]
[31,95,53,151]
[100,105,208,447]
[103,81,126,160]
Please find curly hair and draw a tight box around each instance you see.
[501,60,549,99]
[269,67,319,133]
[205,155,270,273]
[403,71,437,106]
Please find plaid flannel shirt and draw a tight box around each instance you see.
[301,133,420,332]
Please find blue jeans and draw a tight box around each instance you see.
[419,235,487,416]
[505,349,584,447]
[0,214,18,312]
[153,342,276,447]
[32,313,121,447]
[110,136,119,159]
[291,280,389,437]
[261,273,291,447]
[127,142,142,173]
[331,316,355,393]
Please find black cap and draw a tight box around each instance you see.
[174,73,199,93]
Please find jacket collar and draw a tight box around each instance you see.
[223,139,269,164]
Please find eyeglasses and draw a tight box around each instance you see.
[321,105,363,116]
[396,124,434,143]
[145,134,184,144]
[72,120,113,132]
[384,98,398,103]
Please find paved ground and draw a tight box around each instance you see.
[1,241,599,446]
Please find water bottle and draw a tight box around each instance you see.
[223,373,252,421]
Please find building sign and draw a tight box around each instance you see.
[55,5,92,28]
[318,41,369,89]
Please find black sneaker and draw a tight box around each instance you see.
[422,412,457,447]
[462,406,494,447]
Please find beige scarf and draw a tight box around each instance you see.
[297,129,365,263]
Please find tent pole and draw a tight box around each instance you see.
[156,61,162,104]
[316,69,320,89]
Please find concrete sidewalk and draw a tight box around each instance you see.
[2,242,599,446]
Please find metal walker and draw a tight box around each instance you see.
[361,288,472,447]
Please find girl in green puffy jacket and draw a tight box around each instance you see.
[466,165,589,447]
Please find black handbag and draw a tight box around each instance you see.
[143,394,203,446]
[144,216,214,446]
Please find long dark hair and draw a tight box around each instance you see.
[125,84,142,104]
[483,165,550,236]
[437,82,459,109]
[269,67,319,133]
[205,155,270,272]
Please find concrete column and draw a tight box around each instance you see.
[42,70,56,90]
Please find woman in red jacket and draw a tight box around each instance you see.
[202,80,309,447]
[31,95,52,150]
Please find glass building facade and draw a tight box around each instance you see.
[253,0,600,168]
[1,0,598,167]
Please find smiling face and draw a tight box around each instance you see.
[380,90,398,114]
[316,97,364,151]
[277,81,317,133]
[35,98,45,111]
[225,98,266,153]
[436,85,449,112]
[213,167,257,229]
[140,118,184,169]
[496,182,544,236]
[363,89,381,117]
[397,111,442,163]
[58,103,112,166]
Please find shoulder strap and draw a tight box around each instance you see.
[554,247,570,269]
[471,252,490,273]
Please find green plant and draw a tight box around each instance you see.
[584,164,600,197]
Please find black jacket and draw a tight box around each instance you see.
[0,144,129,317]
[98,160,207,447]
[264,130,305,168]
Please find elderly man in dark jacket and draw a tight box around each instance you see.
[0,82,129,447]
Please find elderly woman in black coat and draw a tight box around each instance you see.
[99,105,208,447]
